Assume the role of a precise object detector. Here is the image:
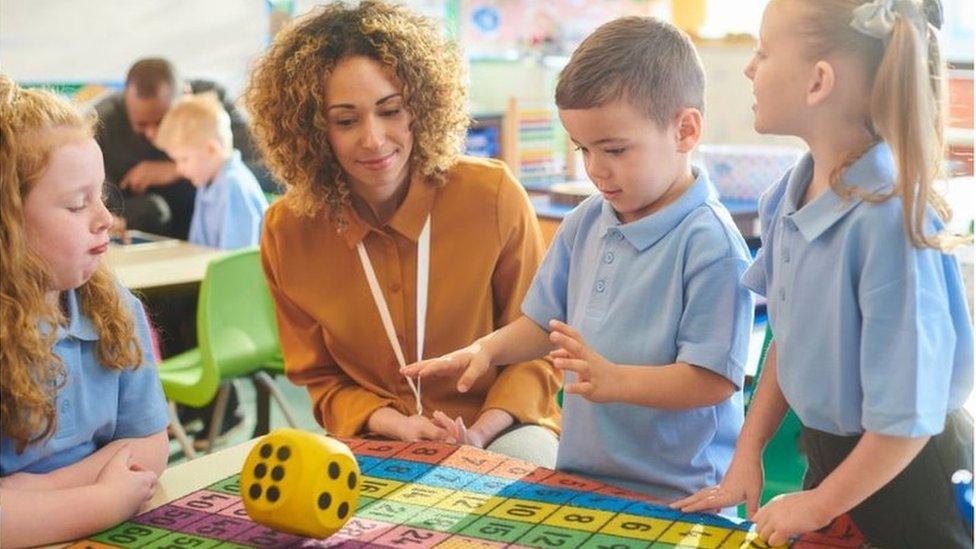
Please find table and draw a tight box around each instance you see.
[106,237,227,292]
[72,437,867,548]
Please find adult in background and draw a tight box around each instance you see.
[246,1,560,465]
[94,57,275,239]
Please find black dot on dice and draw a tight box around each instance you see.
[337,502,349,520]
[260,443,273,458]
[347,471,357,489]
[276,446,291,461]
[318,492,332,510]
[266,486,280,502]
[254,463,267,479]
[328,462,340,480]
[249,483,262,499]
[271,465,284,481]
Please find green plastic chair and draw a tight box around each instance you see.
[746,325,807,506]
[158,248,297,458]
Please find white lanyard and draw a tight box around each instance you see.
[356,215,429,415]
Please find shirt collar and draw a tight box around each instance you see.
[58,289,100,342]
[597,166,715,252]
[198,150,243,203]
[787,141,895,242]
[339,172,436,249]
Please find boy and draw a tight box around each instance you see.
[154,93,268,451]
[155,93,268,250]
[404,17,753,502]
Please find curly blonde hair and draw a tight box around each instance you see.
[0,75,142,452]
[245,0,468,226]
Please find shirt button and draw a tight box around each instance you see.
[595,280,606,293]
[782,251,790,263]
[390,282,401,293]
[779,287,786,301]
[604,252,614,264]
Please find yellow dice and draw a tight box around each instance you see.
[240,428,361,538]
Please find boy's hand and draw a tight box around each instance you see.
[401,342,492,393]
[752,490,833,546]
[548,320,621,403]
[672,447,765,516]
[95,445,158,518]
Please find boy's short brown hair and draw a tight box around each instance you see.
[555,16,705,128]
[155,92,232,151]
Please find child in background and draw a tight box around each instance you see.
[155,93,268,250]
[675,0,973,546]
[404,17,753,502]
[0,75,169,547]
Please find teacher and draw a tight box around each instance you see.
[246,1,560,465]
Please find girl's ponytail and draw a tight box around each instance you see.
[867,0,956,249]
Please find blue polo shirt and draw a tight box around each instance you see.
[188,150,268,250]
[523,168,753,501]
[0,288,169,475]
[742,142,973,437]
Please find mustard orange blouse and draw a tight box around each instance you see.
[261,157,561,437]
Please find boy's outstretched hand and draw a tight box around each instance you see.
[670,448,764,516]
[401,343,492,393]
[548,320,621,403]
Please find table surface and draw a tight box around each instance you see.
[106,237,227,291]
[69,437,868,548]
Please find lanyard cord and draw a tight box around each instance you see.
[356,216,430,415]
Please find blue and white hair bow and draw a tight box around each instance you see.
[850,0,927,40]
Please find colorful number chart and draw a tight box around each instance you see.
[74,438,866,548]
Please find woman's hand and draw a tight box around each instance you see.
[431,411,481,447]
[396,414,450,442]
[430,408,514,448]
[401,342,493,393]
[368,407,448,442]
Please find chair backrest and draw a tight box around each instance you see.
[197,248,281,379]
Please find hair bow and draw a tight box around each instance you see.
[850,0,927,40]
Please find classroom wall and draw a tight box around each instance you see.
[0,0,268,97]
[468,41,803,148]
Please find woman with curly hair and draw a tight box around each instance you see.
[0,74,169,547]
[247,1,560,463]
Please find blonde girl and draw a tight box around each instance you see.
[675,1,972,546]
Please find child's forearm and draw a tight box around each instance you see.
[0,484,133,548]
[33,431,169,490]
[480,316,553,367]
[0,440,127,491]
[736,343,789,456]
[808,432,929,520]
[611,362,737,409]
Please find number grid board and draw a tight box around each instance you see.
[73,438,866,548]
